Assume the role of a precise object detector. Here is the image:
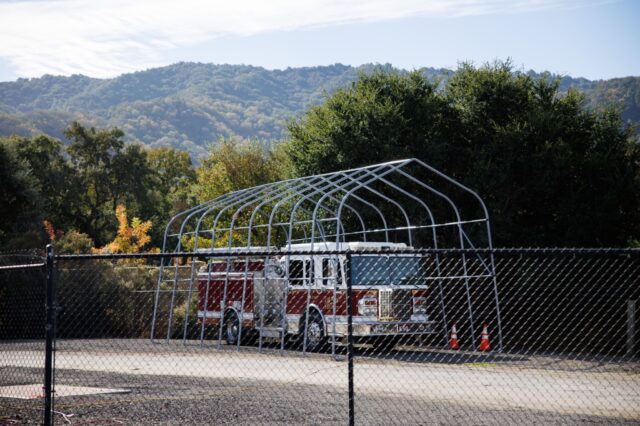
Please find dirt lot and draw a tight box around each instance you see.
[1,340,639,424]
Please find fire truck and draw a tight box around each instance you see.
[196,242,434,351]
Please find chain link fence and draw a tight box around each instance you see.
[0,250,47,423]
[1,248,639,424]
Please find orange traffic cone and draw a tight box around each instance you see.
[449,323,459,350]
[479,322,490,351]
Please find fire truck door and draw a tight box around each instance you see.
[254,266,286,328]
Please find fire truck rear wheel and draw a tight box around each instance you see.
[303,311,327,352]
[224,311,241,346]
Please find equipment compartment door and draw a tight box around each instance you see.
[254,269,286,328]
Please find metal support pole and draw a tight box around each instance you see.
[43,244,55,426]
[217,259,232,349]
[237,257,249,352]
[199,259,214,347]
[628,300,636,358]
[150,255,165,341]
[345,251,355,426]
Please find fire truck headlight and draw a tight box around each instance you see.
[357,296,378,317]
[412,297,427,315]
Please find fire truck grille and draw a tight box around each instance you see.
[378,289,393,320]
[378,289,413,321]
[393,290,413,321]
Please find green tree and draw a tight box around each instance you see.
[147,147,197,213]
[194,139,289,203]
[64,122,157,245]
[445,62,640,246]
[5,135,74,230]
[111,143,159,223]
[287,63,640,246]
[1,126,198,249]
[54,230,95,254]
[287,70,450,176]
[145,147,197,246]
[0,140,42,246]
[147,147,196,197]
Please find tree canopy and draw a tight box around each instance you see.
[287,62,640,246]
[0,140,41,244]
[0,64,638,250]
[0,127,288,251]
[0,123,197,249]
[1,63,637,159]
[193,139,291,203]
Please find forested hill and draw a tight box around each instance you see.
[0,62,637,158]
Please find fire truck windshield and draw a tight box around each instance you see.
[351,255,422,286]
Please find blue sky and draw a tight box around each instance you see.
[0,0,638,82]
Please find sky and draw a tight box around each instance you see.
[0,0,638,82]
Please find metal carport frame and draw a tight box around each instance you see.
[150,158,503,352]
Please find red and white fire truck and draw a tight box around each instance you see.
[197,242,434,351]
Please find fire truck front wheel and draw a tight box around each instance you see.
[302,311,327,352]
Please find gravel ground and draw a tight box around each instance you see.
[4,367,639,425]
[2,340,639,425]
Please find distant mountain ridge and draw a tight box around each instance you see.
[0,62,637,158]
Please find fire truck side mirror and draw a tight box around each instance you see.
[266,263,284,277]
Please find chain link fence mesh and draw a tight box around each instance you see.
[351,250,640,424]
[0,250,47,423]
[1,248,639,424]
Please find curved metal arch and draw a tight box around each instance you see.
[328,161,480,351]
[168,183,278,341]
[309,176,375,242]
[401,160,502,350]
[316,174,390,243]
[246,178,323,247]
[314,161,410,247]
[412,158,491,223]
[281,171,386,246]
[293,165,398,353]
[275,176,352,248]
[257,174,367,248]
[264,175,339,247]
[341,168,414,245]
[183,186,295,343]
[285,169,372,250]
[310,161,410,354]
[392,163,500,350]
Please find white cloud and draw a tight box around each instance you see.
[0,0,610,78]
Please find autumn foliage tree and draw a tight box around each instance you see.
[97,204,152,253]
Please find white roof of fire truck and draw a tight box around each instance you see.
[285,242,408,251]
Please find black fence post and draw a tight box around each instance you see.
[43,244,55,426]
[345,251,355,426]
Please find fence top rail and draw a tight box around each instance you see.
[0,262,46,271]
[53,247,640,261]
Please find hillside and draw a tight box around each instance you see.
[0,63,637,159]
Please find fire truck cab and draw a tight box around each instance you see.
[197,242,434,351]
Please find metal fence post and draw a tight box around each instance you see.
[345,251,355,426]
[43,244,55,426]
[628,300,636,357]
